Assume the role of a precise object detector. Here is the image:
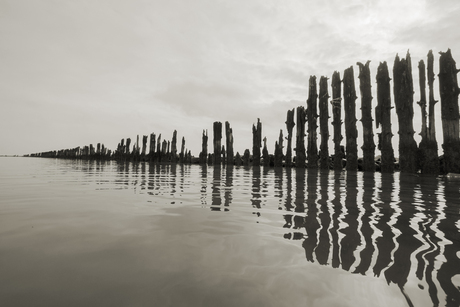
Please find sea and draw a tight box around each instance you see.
[1,157,459,307]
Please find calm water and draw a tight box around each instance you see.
[1,157,460,307]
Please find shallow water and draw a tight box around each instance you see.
[1,157,459,307]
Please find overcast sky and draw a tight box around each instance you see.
[1,0,460,156]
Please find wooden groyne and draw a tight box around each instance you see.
[27,49,460,174]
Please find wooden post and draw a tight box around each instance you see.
[285,109,295,167]
[213,122,222,165]
[393,52,419,173]
[225,121,234,166]
[417,55,439,174]
[274,130,283,167]
[262,137,269,166]
[296,106,306,168]
[141,135,148,160]
[357,61,376,172]
[343,66,358,171]
[156,135,161,162]
[331,71,343,170]
[171,130,177,163]
[307,76,318,169]
[180,137,185,163]
[252,118,262,166]
[235,152,242,166]
[375,62,395,172]
[222,145,226,165]
[439,49,460,173]
[243,149,250,166]
[199,130,208,164]
[318,76,330,169]
[149,133,156,161]
[126,138,131,158]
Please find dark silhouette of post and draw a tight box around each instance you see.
[343,66,358,171]
[180,137,185,163]
[319,76,330,169]
[426,50,439,173]
[262,137,269,166]
[439,49,460,173]
[296,106,306,168]
[331,71,343,170]
[252,118,262,166]
[171,130,177,163]
[307,76,318,169]
[274,130,283,167]
[393,51,419,173]
[376,62,395,172]
[156,134,161,162]
[199,130,208,165]
[149,133,156,161]
[225,121,234,166]
[357,61,375,171]
[285,109,295,167]
[213,122,222,165]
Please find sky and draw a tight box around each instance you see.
[1,0,460,156]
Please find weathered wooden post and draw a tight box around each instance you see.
[125,138,131,159]
[225,121,234,166]
[285,109,295,167]
[296,106,306,167]
[180,137,185,163]
[393,52,419,173]
[331,71,343,170]
[166,140,170,161]
[274,130,283,167]
[222,145,226,165]
[171,130,178,163]
[161,140,167,161]
[243,149,250,166]
[418,54,439,174]
[307,76,318,169]
[156,135,161,162]
[149,133,156,161]
[235,152,242,166]
[213,122,222,165]
[343,66,358,171]
[318,76,329,169]
[199,130,208,165]
[375,62,395,172]
[262,137,269,166]
[357,61,375,172]
[439,49,460,173]
[252,118,262,166]
[141,135,148,160]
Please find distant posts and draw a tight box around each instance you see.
[306,76,318,169]
[357,61,375,172]
[296,106,307,168]
[225,121,234,165]
[199,130,208,164]
[318,76,330,170]
[252,118,262,166]
[393,52,419,173]
[439,49,460,173]
[285,109,295,167]
[331,71,343,170]
[343,66,358,171]
[213,121,222,165]
[376,62,395,172]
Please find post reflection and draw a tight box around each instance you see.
[105,162,460,306]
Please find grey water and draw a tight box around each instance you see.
[1,157,459,307]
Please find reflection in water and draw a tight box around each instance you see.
[69,160,460,306]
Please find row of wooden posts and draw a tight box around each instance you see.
[28,49,460,174]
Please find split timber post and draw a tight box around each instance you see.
[331,71,343,170]
[126,138,131,159]
[180,137,185,163]
[318,76,329,170]
[274,130,283,167]
[149,133,156,161]
[439,49,460,173]
[418,52,439,174]
[252,118,262,166]
[357,61,376,172]
[141,135,148,160]
[296,106,306,168]
[375,62,395,172]
[171,130,178,163]
[306,75,318,169]
[199,130,208,165]
[156,135,161,162]
[343,66,358,171]
[225,121,234,166]
[285,109,295,167]
[213,121,222,165]
[393,52,419,173]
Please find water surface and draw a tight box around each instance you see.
[1,157,459,306]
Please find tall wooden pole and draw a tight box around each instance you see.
[357,61,375,172]
[252,118,262,166]
[285,109,295,167]
[225,121,234,165]
[331,71,343,170]
[343,66,358,171]
[296,106,306,168]
[213,122,222,165]
[319,76,330,169]
[307,76,318,169]
[199,130,208,165]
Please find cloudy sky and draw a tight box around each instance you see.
[1,0,460,156]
